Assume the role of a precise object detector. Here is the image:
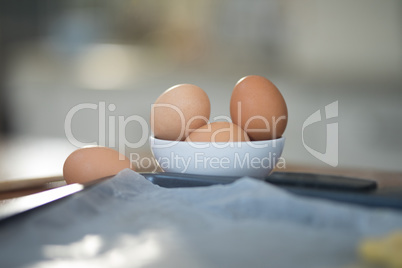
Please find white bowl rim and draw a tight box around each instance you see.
[149,136,285,145]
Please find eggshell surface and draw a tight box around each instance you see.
[185,121,250,142]
[230,75,288,140]
[63,147,131,184]
[151,84,210,141]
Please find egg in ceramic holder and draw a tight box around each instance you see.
[150,136,285,177]
[150,75,288,178]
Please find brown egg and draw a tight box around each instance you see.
[185,122,250,142]
[151,84,210,141]
[230,75,288,140]
[63,146,132,184]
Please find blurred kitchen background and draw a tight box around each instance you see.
[0,0,401,180]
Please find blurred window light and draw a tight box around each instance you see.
[75,44,135,90]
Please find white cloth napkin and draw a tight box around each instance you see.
[1,169,402,268]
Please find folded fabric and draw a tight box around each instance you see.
[1,169,401,268]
